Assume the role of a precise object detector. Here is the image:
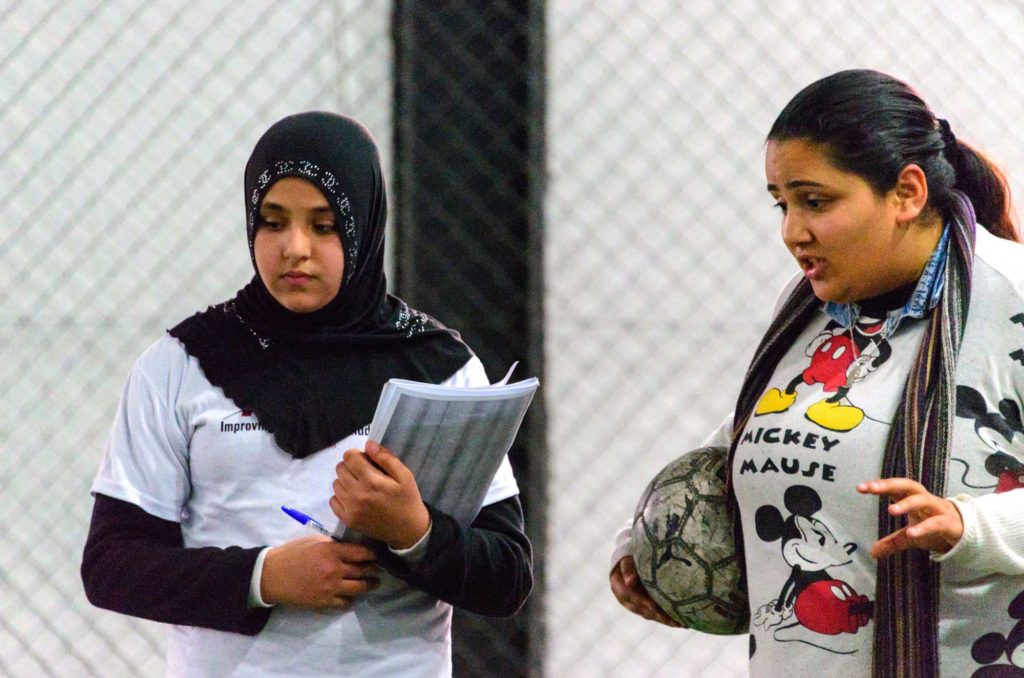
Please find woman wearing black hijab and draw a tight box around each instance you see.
[82,112,532,677]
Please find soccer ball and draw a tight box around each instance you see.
[629,445,748,634]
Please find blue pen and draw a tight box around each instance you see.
[281,506,341,541]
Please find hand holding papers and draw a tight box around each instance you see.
[336,364,538,540]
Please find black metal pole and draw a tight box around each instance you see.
[392,1,546,675]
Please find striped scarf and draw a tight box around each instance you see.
[726,193,976,677]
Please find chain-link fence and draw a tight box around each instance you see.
[545,1,1024,676]
[7,1,1024,677]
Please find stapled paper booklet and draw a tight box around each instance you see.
[337,363,539,539]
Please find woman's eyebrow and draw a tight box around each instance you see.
[259,203,333,215]
[766,180,828,192]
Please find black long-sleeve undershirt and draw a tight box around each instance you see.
[81,495,272,634]
[81,493,532,635]
[377,499,533,617]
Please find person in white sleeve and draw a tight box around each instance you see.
[82,111,532,678]
[611,69,1024,677]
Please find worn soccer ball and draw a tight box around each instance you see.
[629,445,748,634]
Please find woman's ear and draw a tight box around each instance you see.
[892,163,929,226]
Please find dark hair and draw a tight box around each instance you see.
[767,69,1018,241]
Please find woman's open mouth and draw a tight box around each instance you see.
[798,255,825,280]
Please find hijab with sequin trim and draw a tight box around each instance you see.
[169,112,472,458]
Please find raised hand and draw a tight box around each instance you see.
[856,478,964,559]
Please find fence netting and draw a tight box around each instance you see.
[545,1,1024,676]
[5,1,1024,677]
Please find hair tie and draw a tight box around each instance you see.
[938,118,958,165]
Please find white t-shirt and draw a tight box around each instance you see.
[91,335,519,677]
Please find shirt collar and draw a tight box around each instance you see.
[823,225,950,333]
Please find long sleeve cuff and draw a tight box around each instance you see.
[376,496,532,617]
[248,547,275,608]
[610,520,633,572]
[933,490,1024,580]
[387,521,432,564]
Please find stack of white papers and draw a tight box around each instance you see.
[346,364,539,536]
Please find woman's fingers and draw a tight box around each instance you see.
[905,513,962,551]
[609,557,684,627]
[888,491,941,517]
[870,510,963,558]
[857,477,926,501]
[619,554,639,586]
[870,527,909,559]
[859,477,964,555]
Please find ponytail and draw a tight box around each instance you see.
[947,139,1018,240]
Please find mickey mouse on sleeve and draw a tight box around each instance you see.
[752,485,873,654]
[971,589,1024,677]
[954,386,1024,494]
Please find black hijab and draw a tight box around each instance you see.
[169,112,472,458]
